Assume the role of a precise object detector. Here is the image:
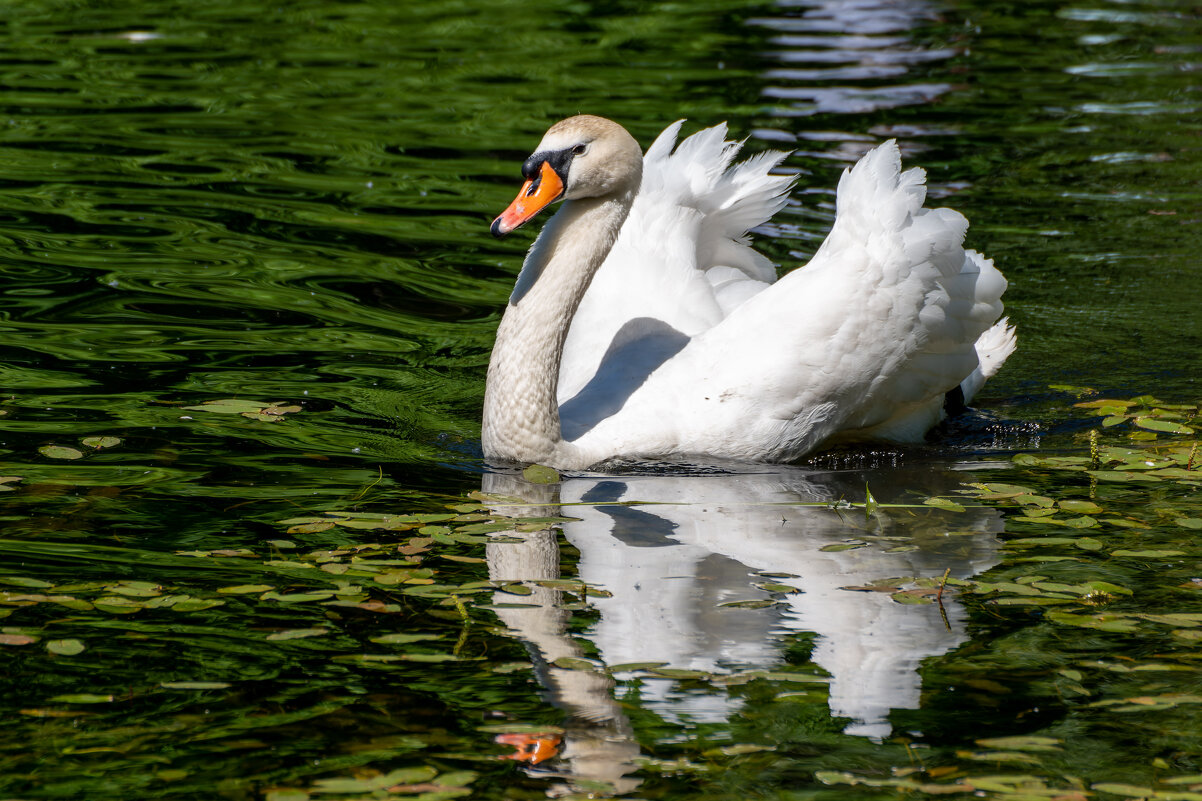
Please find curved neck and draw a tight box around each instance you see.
[483,189,635,466]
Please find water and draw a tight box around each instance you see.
[2,0,1201,798]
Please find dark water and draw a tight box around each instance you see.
[2,0,1202,798]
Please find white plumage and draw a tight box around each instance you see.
[483,115,1015,469]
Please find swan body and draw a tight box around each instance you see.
[483,115,1015,469]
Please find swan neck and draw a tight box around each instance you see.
[483,190,635,466]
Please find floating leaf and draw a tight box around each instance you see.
[81,436,121,449]
[93,597,144,614]
[0,634,37,646]
[521,464,560,484]
[975,735,1062,752]
[109,582,162,597]
[551,656,603,672]
[266,628,329,641]
[369,633,445,645]
[702,743,776,757]
[264,790,310,801]
[0,577,53,588]
[259,591,334,603]
[892,588,939,605]
[160,681,232,690]
[1059,499,1103,514]
[1047,611,1139,633]
[648,667,711,679]
[821,541,868,552]
[38,445,84,460]
[1134,417,1194,434]
[1171,629,1202,641]
[1007,537,1080,547]
[397,653,470,663]
[217,584,274,595]
[923,497,966,512]
[51,693,115,703]
[287,521,335,534]
[1083,580,1133,596]
[181,398,272,414]
[607,661,670,672]
[1111,549,1186,558]
[170,599,225,612]
[1139,613,1202,627]
[311,766,438,793]
[956,750,1041,763]
[1163,776,1202,786]
[1088,470,1162,483]
[46,639,85,656]
[755,581,800,594]
[259,403,301,416]
[1092,784,1156,797]
[178,548,257,558]
[719,599,779,609]
[1075,399,1136,409]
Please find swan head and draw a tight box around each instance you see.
[492,115,643,238]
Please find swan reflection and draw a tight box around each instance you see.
[483,464,1002,791]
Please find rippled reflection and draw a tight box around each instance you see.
[482,463,1003,791]
[0,0,1200,797]
[752,0,955,123]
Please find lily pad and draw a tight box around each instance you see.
[46,639,85,656]
[522,464,560,484]
[38,445,84,460]
[51,693,115,704]
[266,628,329,641]
[160,681,232,690]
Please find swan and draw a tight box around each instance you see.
[483,115,1015,469]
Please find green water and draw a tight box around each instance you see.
[2,0,1202,798]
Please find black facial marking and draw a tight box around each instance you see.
[520,145,580,185]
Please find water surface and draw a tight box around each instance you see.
[2,0,1201,798]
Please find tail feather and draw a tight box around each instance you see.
[814,139,1015,419]
[960,317,1017,404]
[644,122,794,239]
[642,123,794,289]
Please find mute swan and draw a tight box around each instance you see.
[484,115,1015,469]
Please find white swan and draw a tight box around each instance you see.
[483,115,1015,469]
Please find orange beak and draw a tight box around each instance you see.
[491,161,565,238]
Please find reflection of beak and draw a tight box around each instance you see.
[491,161,565,238]
[495,732,562,765]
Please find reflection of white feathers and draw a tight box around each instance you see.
[484,467,1002,739]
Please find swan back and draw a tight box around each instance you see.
[558,123,795,403]
[565,139,1014,464]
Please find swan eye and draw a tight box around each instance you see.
[572,144,587,156]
